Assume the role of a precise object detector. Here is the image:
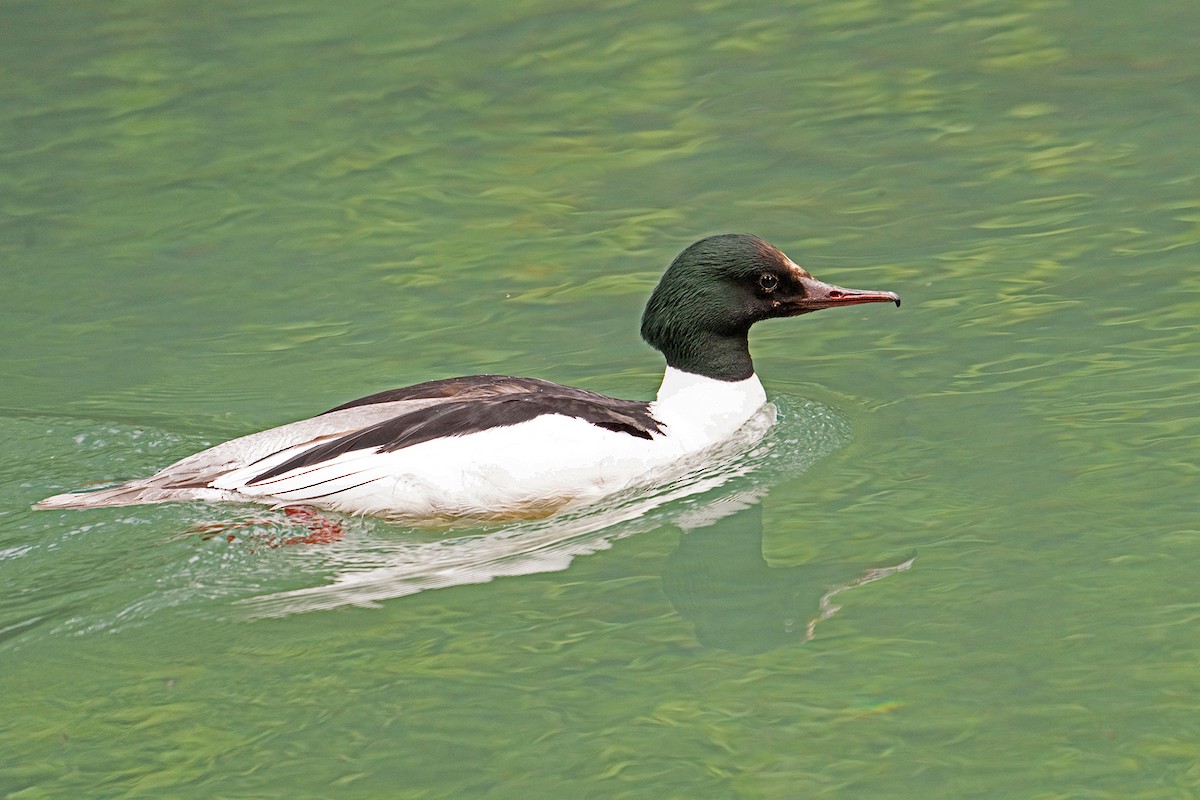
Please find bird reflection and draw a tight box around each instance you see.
[661,495,913,653]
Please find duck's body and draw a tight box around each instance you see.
[37,234,898,521]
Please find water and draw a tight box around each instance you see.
[3,0,1198,796]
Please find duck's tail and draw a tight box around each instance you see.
[34,483,224,511]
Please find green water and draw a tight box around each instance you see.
[3,0,1199,796]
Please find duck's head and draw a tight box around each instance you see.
[641,234,900,382]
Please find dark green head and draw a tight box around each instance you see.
[640,234,900,381]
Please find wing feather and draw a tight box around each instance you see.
[247,381,662,485]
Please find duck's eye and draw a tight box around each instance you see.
[758,273,779,293]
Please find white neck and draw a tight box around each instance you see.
[650,367,767,448]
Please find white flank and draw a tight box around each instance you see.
[215,368,769,518]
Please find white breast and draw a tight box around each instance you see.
[650,367,767,448]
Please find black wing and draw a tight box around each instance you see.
[248,376,663,486]
[320,375,569,413]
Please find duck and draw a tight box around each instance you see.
[36,234,899,521]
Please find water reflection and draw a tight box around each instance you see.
[663,494,913,653]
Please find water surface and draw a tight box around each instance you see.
[2,0,1199,796]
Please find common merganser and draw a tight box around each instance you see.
[36,234,899,521]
